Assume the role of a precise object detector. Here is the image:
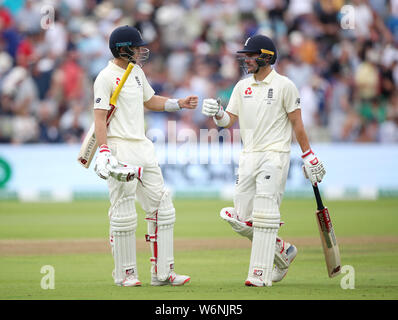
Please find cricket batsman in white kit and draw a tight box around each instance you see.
[93,26,197,287]
[202,35,326,287]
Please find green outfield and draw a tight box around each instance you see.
[0,199,397,300]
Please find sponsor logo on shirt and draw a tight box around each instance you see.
[244,87,253,98]
[95,98,101,104]
[135,76,141,86]
[116,77,120,85]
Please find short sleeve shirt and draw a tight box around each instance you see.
[226,69,300,153]
[93,61,155,141]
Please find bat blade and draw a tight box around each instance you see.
[316,207,341,278]
[313,185,341,278]
[77,63,134,168]
[77,123,97,168]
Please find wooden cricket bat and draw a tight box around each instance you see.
[313,184,341,278]
[77,62,134,168]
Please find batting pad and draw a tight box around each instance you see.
[145,190,176,281]
[249,227,278,285]
[249,194,280,285]
[220,207,253,240]
[109,196,138,284]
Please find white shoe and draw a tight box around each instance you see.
[151,272,190,286]
[245,276,272,287]
[272,243,297,282]
[113,269,142,287]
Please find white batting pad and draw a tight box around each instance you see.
[220,207,253,240]
[248,194,280,285]
[145,190,176,281]
[248,227,278,286]
[109,196,138,284]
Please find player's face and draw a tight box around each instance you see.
[121,46,150,66]
[244,53,260,73]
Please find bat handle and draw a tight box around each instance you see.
[312,183,325,211]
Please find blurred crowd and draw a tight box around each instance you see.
[1,0,398,144]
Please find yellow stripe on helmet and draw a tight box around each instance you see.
[261,49,274,55]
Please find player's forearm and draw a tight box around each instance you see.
[288,109,310,152]
[144,95,169,111]
[94,109,108,147]
[294,124,311,153]
[216,111,237,128]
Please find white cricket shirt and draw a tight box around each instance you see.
[93,61,155,141]
[226,69,300,153]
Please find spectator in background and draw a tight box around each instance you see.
[0,0,397,145]
[327,62,354,141]
[37,100,63,143]
[379,90,398,142]
[14,0,41,34]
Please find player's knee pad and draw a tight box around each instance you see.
[145,190,176,281]
[109,196,138,284]
[252,194,280,229]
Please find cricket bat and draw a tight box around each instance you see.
[77,62,134,168]
[313,184,341,278]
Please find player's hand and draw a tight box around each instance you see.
[94,144,118,180]
[179,96,198,109]
[302,149,326,185]
[109,161,144,183]
[202,98,223,117]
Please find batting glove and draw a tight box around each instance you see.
[202,98,223,117]
[109,161,144,183]
[302,149,326,185]
[94,144,118,180]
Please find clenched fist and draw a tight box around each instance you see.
[178,96,198,109]
[202,98,223,117]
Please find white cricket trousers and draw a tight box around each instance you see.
[234,150,291,222]
[107,137,165,213]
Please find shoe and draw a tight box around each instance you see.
[245,276,272,287]
[113,269,142,287]
[272,243,297,282]
[151,272,190,286]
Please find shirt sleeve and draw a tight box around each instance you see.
[283,79,301,113]
[140,68,155,102]
[226,82,241,116]
[93,71,112,110]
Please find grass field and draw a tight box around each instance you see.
[0,198,397,300]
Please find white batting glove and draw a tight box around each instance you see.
[202,98,223,117]
[94,144,118,180]
[302,149,326,185]
[109,161,143,183]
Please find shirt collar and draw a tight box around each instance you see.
[108,60,130,73]
[250,68,276,85]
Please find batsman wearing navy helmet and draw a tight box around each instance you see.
[94,25,197,287]
[202,35,326,287]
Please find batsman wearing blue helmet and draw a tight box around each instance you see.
[94,25,197,287]
[202,35,326,287]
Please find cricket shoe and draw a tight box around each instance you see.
[151,272,191,286]
[272,240,298,283]
[113,269,142,287]
[245,275,272,287]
